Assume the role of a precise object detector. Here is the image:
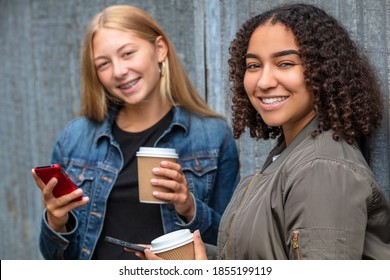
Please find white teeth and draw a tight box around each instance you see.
[262,97,287,104]
[120,79,139,89]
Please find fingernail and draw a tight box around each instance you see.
[150,178,158,185]
[75,188,83,195]
[152,168,160,173]
[153,191,160,197]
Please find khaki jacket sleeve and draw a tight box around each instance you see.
[283,158,390,259]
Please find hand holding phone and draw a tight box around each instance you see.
[104,236,146,252]
[34,164,82,201]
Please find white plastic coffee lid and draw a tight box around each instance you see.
[150,229,193,253]
[136,147,178,159]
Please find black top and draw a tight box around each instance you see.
[92,110,173,259]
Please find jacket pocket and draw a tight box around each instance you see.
[288,228,348,259]
[64,163,96,197]
[179,152,218,201]
[180,153,218,176]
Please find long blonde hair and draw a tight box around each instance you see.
[80,5,221,122]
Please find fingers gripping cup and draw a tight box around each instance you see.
[151,229,195,260]
[136,147,179,203]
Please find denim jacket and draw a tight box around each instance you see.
[39,106,240,259]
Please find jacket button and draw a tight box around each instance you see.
[194,159,203,172]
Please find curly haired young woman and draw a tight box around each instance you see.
[145,3,390,260]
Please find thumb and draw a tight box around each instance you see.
[193,230,208,260]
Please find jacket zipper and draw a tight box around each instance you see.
[292,230,301,260]
[226,174,258,259]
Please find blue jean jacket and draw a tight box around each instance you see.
[39,106,240,259]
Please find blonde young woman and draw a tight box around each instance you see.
[32,5,239,260]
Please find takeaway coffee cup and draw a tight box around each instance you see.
[136,147,179,203]
[151,229,194,260]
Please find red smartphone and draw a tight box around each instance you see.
[34,164,82,201]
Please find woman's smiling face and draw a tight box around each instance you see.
[93,28,167,108]
[244,22,316,144]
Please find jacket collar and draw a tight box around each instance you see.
[169,106,190,135]
[93,106,190,144]
[262,115,318,173]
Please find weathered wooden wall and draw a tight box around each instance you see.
[1,0,389,259]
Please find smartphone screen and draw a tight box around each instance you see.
[104,236,146,252]
[34,164,82,201]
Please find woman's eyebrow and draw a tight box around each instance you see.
[244,53,258,59]
[271,49,300,58]
[94,43,135,61]
[244,49,300,60]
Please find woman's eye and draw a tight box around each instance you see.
[245,63,261,70]
[278,62,295,68]
[123,51,134,58]
[96,61,109,70]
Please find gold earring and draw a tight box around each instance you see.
[159,61,165,76]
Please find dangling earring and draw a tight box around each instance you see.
[159,61,165,77]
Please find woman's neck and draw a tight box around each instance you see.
[115,101,172,133]
[283,111,317,146]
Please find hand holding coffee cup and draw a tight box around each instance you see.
[136,147,179,203]
[140,229,207,260]
[150,229,195,260]
[137,147,195,221]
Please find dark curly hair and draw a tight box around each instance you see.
[229,3,383,145]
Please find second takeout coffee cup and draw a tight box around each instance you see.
[151,229,194,260]
[136,147,178,204]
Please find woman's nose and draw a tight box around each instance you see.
[256,66,277,90]
[113,60,128,79]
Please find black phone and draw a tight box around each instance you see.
[104,236,146,252]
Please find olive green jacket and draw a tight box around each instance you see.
[217,117,390,259]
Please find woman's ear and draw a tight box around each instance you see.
[155,36,168,62]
